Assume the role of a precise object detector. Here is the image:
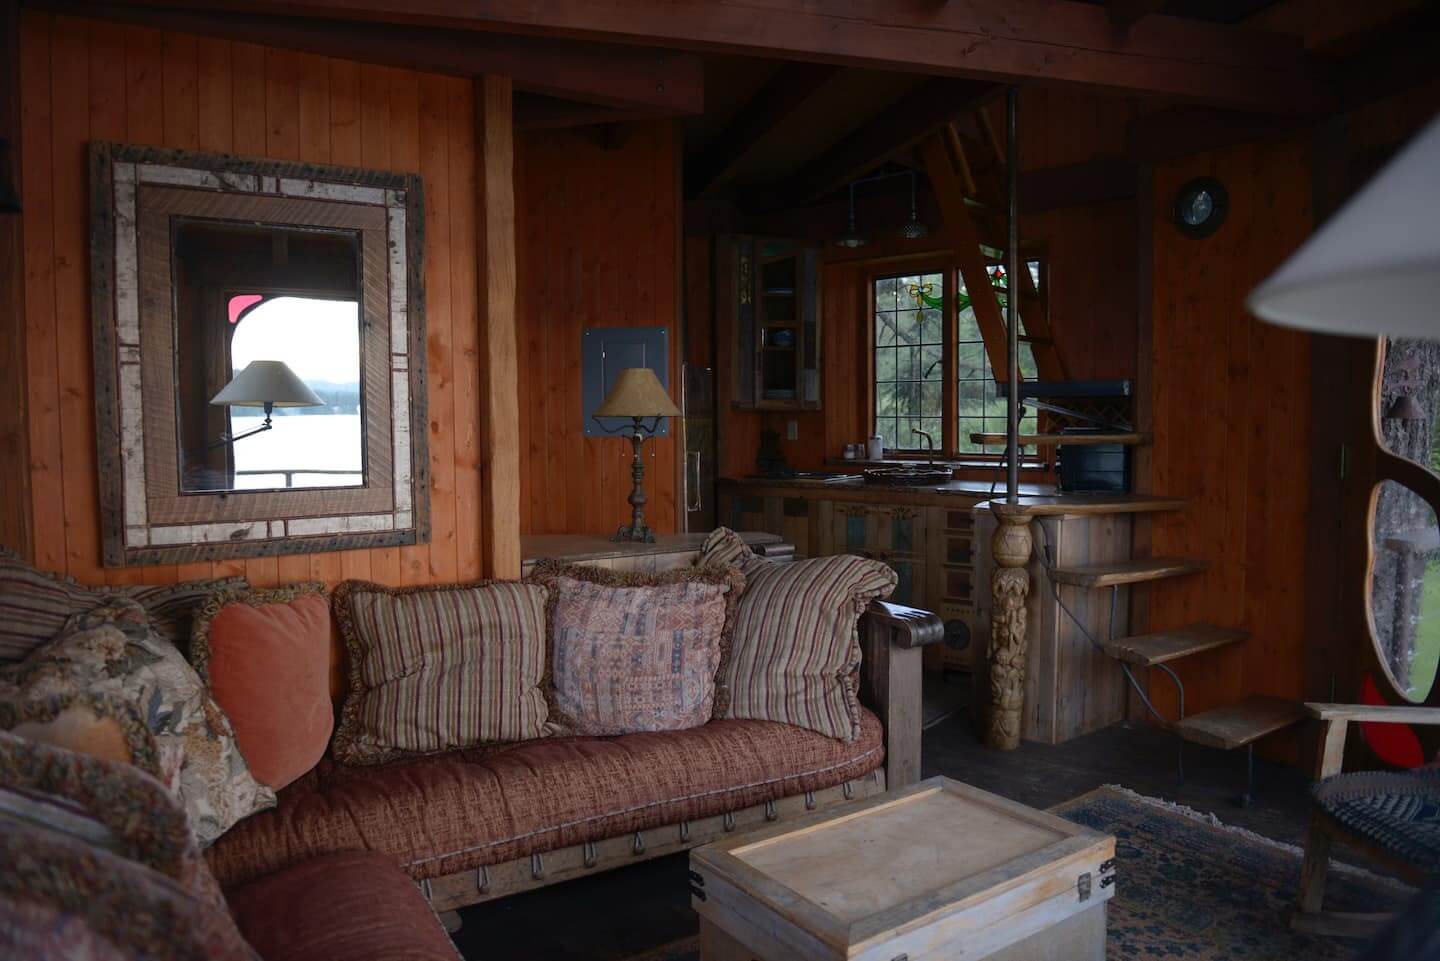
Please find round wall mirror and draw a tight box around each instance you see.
[1368,479,1440,703]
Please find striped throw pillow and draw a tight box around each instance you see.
[0,548,245,663]
[701,529,897,742]
[331,580,549,765]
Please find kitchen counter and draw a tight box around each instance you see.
[973,493,1186,517]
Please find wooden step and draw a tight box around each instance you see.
[1174,696,1308,750]
[1102,624,1248,667]
[1049,557,1206,588]
[969,432,1148,447]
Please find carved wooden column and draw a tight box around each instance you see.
[987,504,1033,750]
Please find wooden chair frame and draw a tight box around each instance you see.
[1293,701,1440,936]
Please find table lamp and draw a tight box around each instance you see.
[210,360,324,445]
[594,367,681,543]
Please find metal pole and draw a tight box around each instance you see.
[1006,86,1020,504]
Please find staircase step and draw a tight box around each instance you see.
[1174,696,1308,750]
[970,432,1148,447]
[1103,624,1248,667]
[1049,557,1206,588]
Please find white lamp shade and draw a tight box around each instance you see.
[1247,114,1440,339]
[210,360,324,408]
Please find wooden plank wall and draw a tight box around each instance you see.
[0,0,30,560]
[13,11,489,587]
[1143,136,1313,722]
[515,122,681,536]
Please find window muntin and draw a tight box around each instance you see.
[874,273,944,452]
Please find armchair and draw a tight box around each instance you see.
[1293,702,1440,936]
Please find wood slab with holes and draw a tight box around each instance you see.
[1049,557,1206,588]
[1173,696,1308,750]
[690,777,1114,961]
[1102,623,1248,667]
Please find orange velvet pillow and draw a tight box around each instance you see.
[190,585,334,791]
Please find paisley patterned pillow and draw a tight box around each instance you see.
[0,599,275,846]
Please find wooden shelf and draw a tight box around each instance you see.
[1049,557,1205,588]
[968,432,1148,446]
[1174,696,1307,750]
[1102,623,1247,667]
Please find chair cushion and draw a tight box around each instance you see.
[206,708,885,889]
[227,851,460,961]
[331,580,550,765]
[1313,768,1440,872]
[528,561,745,736]
[190,584,334,791]
[700,528,897,742]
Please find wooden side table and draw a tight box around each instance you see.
[690,777,1115,961]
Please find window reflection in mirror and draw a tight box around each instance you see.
[1370,480,1440,703]
[1377,337,1440,468]
[173,220,364,493]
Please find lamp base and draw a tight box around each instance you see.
[610,524,655,544]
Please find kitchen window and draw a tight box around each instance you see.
[872,261,1047,458]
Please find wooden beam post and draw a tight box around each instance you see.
[475,75,521,579]
[0,0,31,559]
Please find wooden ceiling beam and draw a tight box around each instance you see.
[779,78,1001,206]
[29,1,704,115]
[80,0,1320,113]
[687,63,838,199]
[1106,0,1170,28]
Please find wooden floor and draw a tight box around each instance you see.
[452,711,1330,961]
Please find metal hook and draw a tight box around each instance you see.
[633,831,646,855]
[475,865,490,893]
[530,852,545,880]
[723,811,736,832]
[679,821,690,842]
[583,841,598,868]
[764,799,778,822]
[805,790,816,810]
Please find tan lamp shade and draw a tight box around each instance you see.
[594,368,680,418]
[210,360,324,408]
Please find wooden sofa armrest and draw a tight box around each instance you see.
[1305,702,1440,780]
[858,601,943,791]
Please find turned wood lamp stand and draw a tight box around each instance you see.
[593,368,681,543]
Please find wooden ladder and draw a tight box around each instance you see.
[1042,549,1304,805]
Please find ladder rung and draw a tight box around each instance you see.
[1049,557,1206,588]
[1174,696,1307,750]
[1103,624,1248,667]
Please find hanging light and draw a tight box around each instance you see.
[835,182,867,248]
[899,171,929,240]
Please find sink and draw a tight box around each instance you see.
[862,467,953,486]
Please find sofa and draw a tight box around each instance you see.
[206,599,940,915]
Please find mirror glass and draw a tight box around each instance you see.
[173,220,364,493]
[1369,479,1440,702]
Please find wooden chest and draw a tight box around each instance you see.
[690,777,1115,961]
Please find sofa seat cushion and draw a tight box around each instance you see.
[227,851,460,961]
[207,708,884,888]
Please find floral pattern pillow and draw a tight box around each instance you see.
[0,599,274,846]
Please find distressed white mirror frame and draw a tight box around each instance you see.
[89,142,430,566]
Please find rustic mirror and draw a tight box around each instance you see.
[90,143,428,566]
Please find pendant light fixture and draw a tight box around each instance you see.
[899,171,929,240]
[835,181,867,248]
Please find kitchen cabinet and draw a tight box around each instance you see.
[715,235,821,410]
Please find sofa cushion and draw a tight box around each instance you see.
[700,528,897,742]
[227,851,460,961]
[206,707,884,888]
[529,561,744,736]
[0,600,276,846]
[191,584,334,791]
[332,579,550,765]
[0,547,246,662]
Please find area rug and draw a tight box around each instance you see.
[624,785,1411,961]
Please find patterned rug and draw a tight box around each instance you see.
[626,785,1411,961]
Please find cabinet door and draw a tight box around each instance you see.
[720,235,821,412]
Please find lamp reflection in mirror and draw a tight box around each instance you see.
[593,367,681,543]
[1247,115,1440,339]
[209,360,324,447]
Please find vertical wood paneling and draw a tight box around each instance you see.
[516,122,682,538]
[0,2,31,559]
[13,14,488,588]
[1145,137,1313,725]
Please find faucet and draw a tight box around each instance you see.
[912,428,936,467]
